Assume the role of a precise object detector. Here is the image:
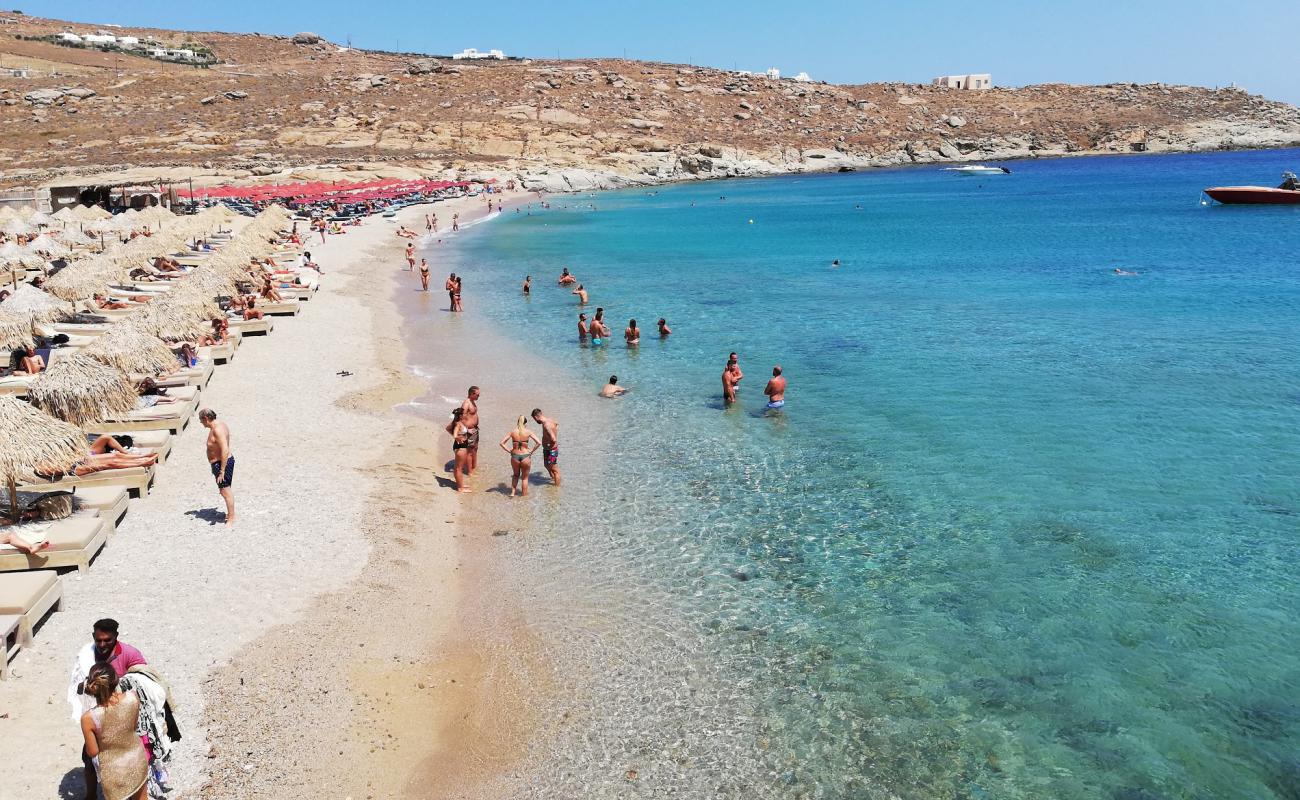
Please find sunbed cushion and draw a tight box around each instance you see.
[0,516,100,553]
[0,570,59,614]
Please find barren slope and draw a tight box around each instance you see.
[2,12,1299,190]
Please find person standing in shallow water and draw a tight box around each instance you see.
[404,243,415,270]
[419,259,430,291]
[764,365,787,410]
[625,319,640,346]
[532,408,561,486]
[522,275,531,295]
[445,273,457,310]
[500,415,541,497]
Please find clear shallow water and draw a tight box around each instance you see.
[440,151,1300,799]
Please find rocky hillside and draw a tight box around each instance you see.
[3,12,1299,191]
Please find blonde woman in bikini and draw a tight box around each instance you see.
[499,415,541,497]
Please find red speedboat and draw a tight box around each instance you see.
[1204,172,1300,204]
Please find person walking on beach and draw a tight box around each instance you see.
[572,284,588,304]
[625,319,640,346]
[79,663,149,800]
[446,408,472,493]
[500,415,542,497]
[419,259,430,291]
[199,408,235,526]
[452,213,459,232]
[460,386,481,474]
[531,408,561,486]
[69,619,148,800]
[764,365,787,410]
[577,313,589,341]
[404,243,415,271]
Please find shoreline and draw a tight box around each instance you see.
[191,190,555,799]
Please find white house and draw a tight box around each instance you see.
[793,71,811,82]
[764,67,780,79]
[57,32,83,43]
[932,73,992,90]
[452,47,505,60]
[117,36,139,47]
[83,33,117,45]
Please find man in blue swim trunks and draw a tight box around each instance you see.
[199,408,236,526]
[531,408,561,487]
[764,365,787,410]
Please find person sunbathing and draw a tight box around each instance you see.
[197,318,229,346]
[89,434,137,455]
[260,283,283,302]
[152,256,183,272]
[0,527,51,555]
[92,293,149,310]
[240,296,265,321]
[135,378,181,408]
[9,346,44,376]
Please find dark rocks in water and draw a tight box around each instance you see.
[730,564,759,581]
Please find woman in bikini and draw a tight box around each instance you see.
[625,319,640,347]
[419,259,430,291]
[499,415,541,497]
[446,408,472,493]
[452,276,463,312]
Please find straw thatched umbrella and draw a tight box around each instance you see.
[83,322,179,377]
[0,312,36,350]
[0,284,74,322]
[0,396,88,522]
[129,300,218,342]
[28,352,138,427]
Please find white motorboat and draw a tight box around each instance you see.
[943,165,1012,176]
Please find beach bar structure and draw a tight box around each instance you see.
[932,73,992,90]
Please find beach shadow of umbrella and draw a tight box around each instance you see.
[57,767,87,799]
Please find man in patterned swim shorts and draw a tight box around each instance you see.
[531,407,561,487]
[199,408,236,526]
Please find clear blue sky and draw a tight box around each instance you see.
[34,0,1300,104]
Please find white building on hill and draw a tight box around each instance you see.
[765,67,780,79]
[453,48,506,60]
[57,32,82,43]
[932,73,992,90]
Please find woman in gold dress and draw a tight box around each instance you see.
[79,663,149,800]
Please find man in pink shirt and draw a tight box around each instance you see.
[70,619,147,800]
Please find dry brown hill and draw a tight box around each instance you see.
[3,12,1299,191]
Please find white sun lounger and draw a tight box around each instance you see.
[98,386,199,435]
[0,512,110,575]
[229,317,274,336]
[0,570,64,667]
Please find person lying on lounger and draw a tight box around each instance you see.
[197,318,229,346]
[0,527,50,554]
[8,346,44,376]
[135,378,181,409]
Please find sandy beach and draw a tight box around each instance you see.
[0,191,518,799]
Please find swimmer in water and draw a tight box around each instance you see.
[1113,268,1138,276]
[522,275,531,295]
[577,313,589,341]
[657,317,671,336]
[764,365,787,410]
[831,259,840,268]
[572,284,589,304]
[624,319,640,346]
[558,268,577,286]
[599,375,628,398]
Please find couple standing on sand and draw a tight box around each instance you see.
[445,386,560,496]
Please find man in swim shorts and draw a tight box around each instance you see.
[531,408,561,486]
[199,408,236,526]
[460,386,481,473]
[764,365,787,410]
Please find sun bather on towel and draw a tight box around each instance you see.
[135,378,181,409]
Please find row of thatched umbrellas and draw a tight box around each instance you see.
[1,204,296,522]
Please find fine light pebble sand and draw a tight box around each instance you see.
[0,195,498,800]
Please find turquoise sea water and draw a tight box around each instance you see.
[436,150,1300,799]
